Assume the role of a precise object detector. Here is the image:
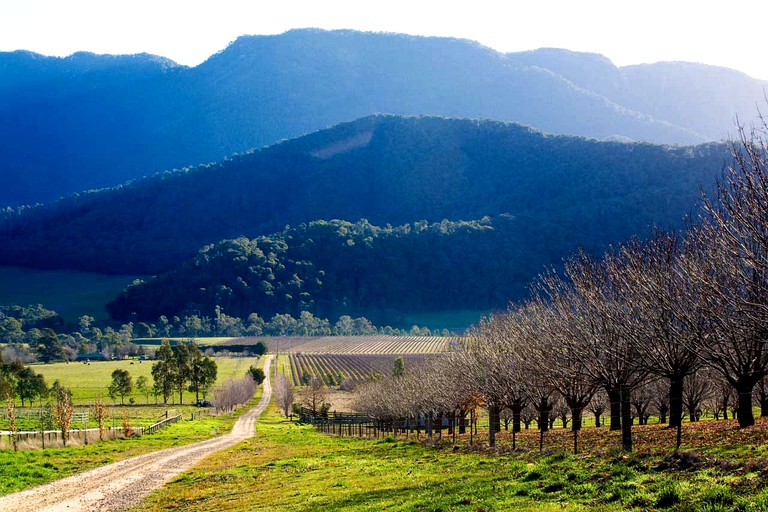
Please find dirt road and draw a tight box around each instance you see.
[0,355,273,512]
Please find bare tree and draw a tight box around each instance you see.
[539,252,645,451]
[683,371,712,422]
[631,381,655,426]
[523,297,597,453]
[688,121,768,427]
[589,393,607,427]
[464,316,527,448]
[273,373,295,417]
[213,376,256,412]
[754,375,768,418]
[300,377,329,416]
[649,378,670,424]
[612,231,703,430]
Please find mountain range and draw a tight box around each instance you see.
[1,28,763,207]
[0,115,727,280]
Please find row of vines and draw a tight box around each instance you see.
[286,353,432,387]
[236,335,459,354]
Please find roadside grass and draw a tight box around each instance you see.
[137,408,768,512]
[274,354,291,378]
[0,266,139,323]
[137,406,585,512]
[29,356,260,405]
[0,369,266,496]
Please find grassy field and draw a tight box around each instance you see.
[0,395,260,496]
[0,359,268,496]
[29,357,261,405]
[0,266,139,323]
[137,408,768,511]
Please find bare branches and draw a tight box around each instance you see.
[273,374,294,417]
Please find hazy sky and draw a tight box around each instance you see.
[1,0,766,80]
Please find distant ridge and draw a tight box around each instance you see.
[0,115,728,277]
[1,28,762,206]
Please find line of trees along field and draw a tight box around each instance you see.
[354,124,768,452]
[0,302,441,365]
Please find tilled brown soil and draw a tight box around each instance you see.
[0,356,273,512]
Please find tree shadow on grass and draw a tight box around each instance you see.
[293,476,516,512]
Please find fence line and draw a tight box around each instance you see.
[0,408,193,450]
[305,408,456,441]
[190,409,209,421]
[0,426,145,450]
[145,413,182,435]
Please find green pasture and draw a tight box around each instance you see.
[28,356,261,405]
[0,266,139,323]
[138,406,768,512]
[0,390,264,496]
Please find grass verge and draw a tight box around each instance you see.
[0,362,266,496]
[136,408,768,512]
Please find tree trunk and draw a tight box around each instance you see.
[658,405,668,424]
[488,404,500,448]
[593,411,601,427]
[608,387,621,431]
[469,410,474,445]
[512,402,522,433]
[668,375,684,428]
[736,381,756,428]
[620,384,632,451]
[538,397,550,433]
[458,410,467,434]
[760,393,768,418]
[572,406,583,432]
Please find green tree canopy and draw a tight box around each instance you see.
[108,369,133,405]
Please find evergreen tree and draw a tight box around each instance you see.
[108,369,133,405]
[151,340,174,404]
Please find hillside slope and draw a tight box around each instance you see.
[0,115,727,276]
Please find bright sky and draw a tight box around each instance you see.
[1,0,766,80]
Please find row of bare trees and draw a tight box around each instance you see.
[212,376,256,412]
[354,122,768,452]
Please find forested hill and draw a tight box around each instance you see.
[2,28,764,206]
[0,115,727,276]
[106,217,554,323]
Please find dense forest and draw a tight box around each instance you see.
[0,115,728,276]
[1,29,764,206]
[106,216,566,323]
